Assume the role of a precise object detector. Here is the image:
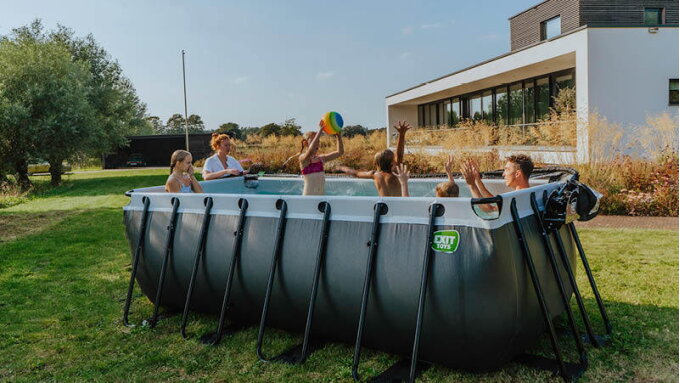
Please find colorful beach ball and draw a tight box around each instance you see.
[320,111,343,135]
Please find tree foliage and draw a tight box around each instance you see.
[0,20,149,187]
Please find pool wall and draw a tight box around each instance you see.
[123,179,576,370]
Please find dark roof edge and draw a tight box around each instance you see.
[128,133,214,139]
[508,0,551,20]
[385,25,589,99]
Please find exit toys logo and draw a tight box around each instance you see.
[431,230,460,253]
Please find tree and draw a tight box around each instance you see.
[215,122,242,140]
[145,116,164,135]
[0,20,150,186]
[165,114,185,134]
[280,118,302,137]
[0,25,97,187]
[342,124,368,138]
[259,123,282,137]
[186,114,205,133]
[164,113,204,134]
[49,22,149,158]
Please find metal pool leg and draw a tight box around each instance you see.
[256,199,288,362]
[406,203,444,383]
[551,226,600,347]
[148,197,181,328]
[530,193,588,376]
[510,198,570,383]
[205,198,249,345]
[123,196,151,327]
[568,223,612,336]
[180,197,215,339]
[351,202,388,381]
[271,201,332,364]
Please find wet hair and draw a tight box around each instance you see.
[374,149,395,172]
[170,150,191,174]
[435,181,459,198]
[507,154,534,178]
[210,133,231,151]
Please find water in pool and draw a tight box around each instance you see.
[201,177,473,197]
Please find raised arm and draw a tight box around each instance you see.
[468,160,494,198]
[394,120,411,165]
[393,163,410,197]
[445,154,455,182]
[299,126,324,167]
[319,133,344,162]
[337,165,375,179]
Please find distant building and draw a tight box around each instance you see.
[386,0,679,162]
[104,133,213,168]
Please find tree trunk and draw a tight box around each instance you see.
[49,160,63,186]
[13,157,32,192]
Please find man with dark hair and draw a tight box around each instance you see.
[461,154,534,198]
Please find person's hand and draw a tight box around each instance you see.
[467,160,482,183]
[392,163,410,184]
[394,120,411,135]
[187,165,195,176]
[445,154,454,176]
[225,168,242,176]
[460,161,476,185]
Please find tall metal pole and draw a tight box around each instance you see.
[182,50,189,151]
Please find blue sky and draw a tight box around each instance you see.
[3,0,539,131]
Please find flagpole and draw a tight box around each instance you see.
[182,50,189,151]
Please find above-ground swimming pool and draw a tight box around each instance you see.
[122,171,609,381]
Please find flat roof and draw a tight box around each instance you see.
[386,25,588,99]
[508,0,551,20]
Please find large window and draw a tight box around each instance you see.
[495,86,508,125]
[470,94,482,120]
[541,16,561,40]
[482,90,493,124]
[670,79,679,105]
[415,69,575,127]
[536,77,550,120]
[525,81,536,124]
[509,83,524,125]
[644,8,663,25]
[448,98,460,125]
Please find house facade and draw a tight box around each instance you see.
[385,0,679,163]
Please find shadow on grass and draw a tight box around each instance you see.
[34,172,169,198]
[0,208,677,382]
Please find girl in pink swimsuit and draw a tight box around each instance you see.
[298,125,344,195]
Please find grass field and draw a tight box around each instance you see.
[0,169,677,382]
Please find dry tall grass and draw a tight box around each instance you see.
[231,108,677,216]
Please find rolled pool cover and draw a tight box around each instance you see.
[123,176,580,370]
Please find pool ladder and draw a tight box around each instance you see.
[509,193,612,383]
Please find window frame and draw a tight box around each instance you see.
[644,8,664,25]
[670,79,679,106]
[540,15,561,41]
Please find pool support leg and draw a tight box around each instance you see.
[207,198,249,345]
[509,198,570,383]
[551,226,600,347]
[180,197,214,339]
[149,197,181,328]
[406,203,444,383]
[530,193,588,376]
[351,202,388,381]
[256,199,288,362]
[568,223,612,336]
[122,196,151,327]
[271,201,332,364]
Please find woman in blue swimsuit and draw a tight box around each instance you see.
[165,150,204,193]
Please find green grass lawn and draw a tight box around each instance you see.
[0,169,677,382]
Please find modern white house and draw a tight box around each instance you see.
[385,0,679,163]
